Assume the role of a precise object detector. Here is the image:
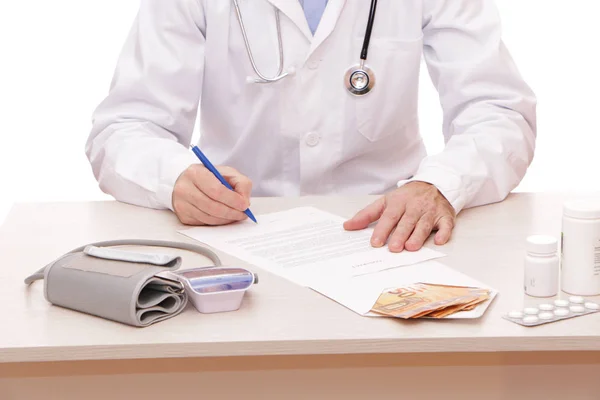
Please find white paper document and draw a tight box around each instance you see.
[179,206,445,282]
[308,260,498,319]
[179,206,496,319]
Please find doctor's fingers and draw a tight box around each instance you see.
[177,201,236,226]
[187,186,248,221]
[403,213,437,252]
[342,197,386,232]
[387,210,424,252]
[433,216,454,245]
[370,202,408,248]
[217,166,253,199]
[193,167,249,211]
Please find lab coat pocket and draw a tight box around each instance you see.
[353,36,423,142]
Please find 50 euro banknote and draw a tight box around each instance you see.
[370,283,490,319]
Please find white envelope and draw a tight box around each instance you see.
[178,206,497,320]
[306,260,498,319]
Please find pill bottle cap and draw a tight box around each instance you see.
[526,235,557,255]
[563,199,600,219]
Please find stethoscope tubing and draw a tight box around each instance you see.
[232,0,288,83]
[234,0,379,94]
[360,0,378,61]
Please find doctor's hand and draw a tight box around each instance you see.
[172,165,252,226]
[343,182,456,252]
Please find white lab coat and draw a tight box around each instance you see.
[86,0,536,214]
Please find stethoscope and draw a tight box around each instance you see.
[232,0,379,96]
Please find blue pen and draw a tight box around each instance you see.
[190,145,257,223]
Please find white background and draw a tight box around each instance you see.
[1,1,599,225]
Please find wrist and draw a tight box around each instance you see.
[397,168,466,213]
[157,150,199,211]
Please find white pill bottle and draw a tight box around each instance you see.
[524,235,559,297]
[561,199,600,296]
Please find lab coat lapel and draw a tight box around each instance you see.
[308,0,347,55]
[265,0,313,41]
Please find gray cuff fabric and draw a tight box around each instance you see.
[24,239,222,327]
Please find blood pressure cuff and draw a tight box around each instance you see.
[24,239,222,327]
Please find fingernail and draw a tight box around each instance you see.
[371,238,382,247]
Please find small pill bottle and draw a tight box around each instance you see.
[524,235,559,297]
[561,199,600,296]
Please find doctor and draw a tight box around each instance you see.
[86,0,536,252]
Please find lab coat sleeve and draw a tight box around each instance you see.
[397,0,537,214]
[85,0,205,210]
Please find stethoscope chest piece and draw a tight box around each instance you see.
[233,0,380,93]
[344,0,379,96]
[344,63,376,96]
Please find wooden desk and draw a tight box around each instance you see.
[1,194,600,399]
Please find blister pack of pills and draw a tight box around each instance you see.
[503,296,600,326]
